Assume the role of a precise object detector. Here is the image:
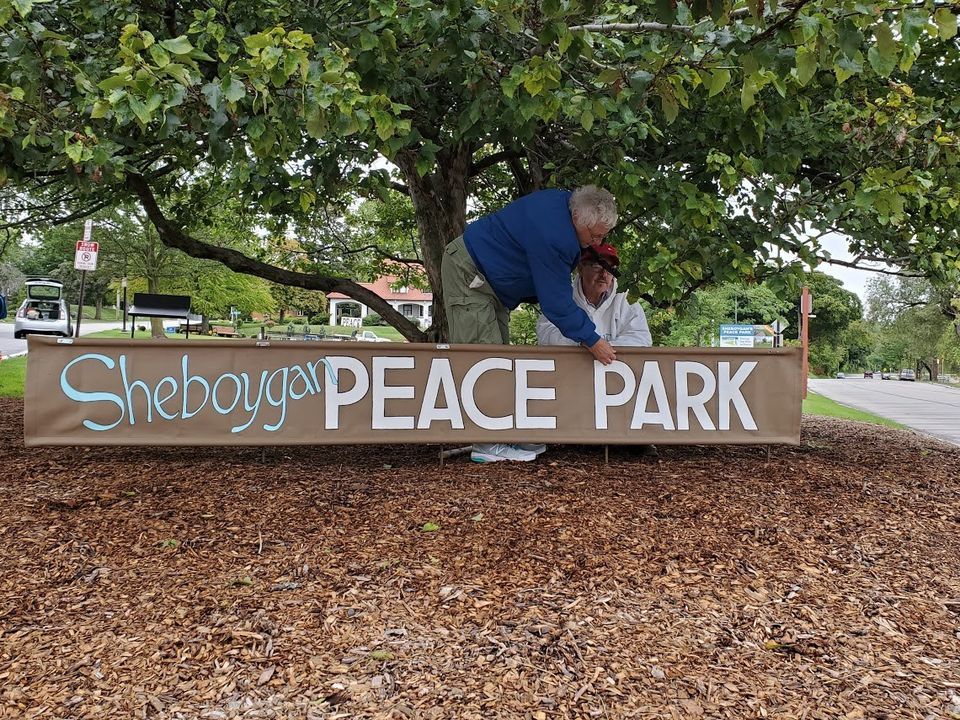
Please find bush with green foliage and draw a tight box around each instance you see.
[363,313,387,326]
[509,305,540,346]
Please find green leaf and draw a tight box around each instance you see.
[97,74,129,92]
[935,8,957,39]
[659,88,678,123]
[127,95,151,125]
[359,29,378,51]
[708,69,730,97]
[796,14,820,43]
[837,20,863,60]
[65,141,83,163]
[222,76,245,103]
[580,109,594,131]
[164,63,193,85]
[597,68,621,85]
[244,32,272,51]
[794,46,817,86]
[421,522,440,532]
[899,9,927,47]
[11,0,32,17]
[741,75,758,111]
[159,36,193,55]
[834,56,862,84]
[90,100,110,119]
[148,43,170,68]
[867,46,896,78]
[628,70,653,93]
[654,0,677,24]
[201,82,223,111]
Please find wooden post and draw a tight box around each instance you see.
[801,286,810,399]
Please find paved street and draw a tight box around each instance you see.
[810,377,960,447]
[0,321,123,358]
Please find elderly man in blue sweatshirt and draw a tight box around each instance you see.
[441,185,619,463]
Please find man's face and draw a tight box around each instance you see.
[580,259,616,298]
[574,218,610,249]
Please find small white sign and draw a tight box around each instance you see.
[74,240,99,271]
[341,316,362,328]
[771,319,788,334]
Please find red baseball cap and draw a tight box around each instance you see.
[582,242,619,266]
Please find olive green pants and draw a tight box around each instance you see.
[441,236,510,344]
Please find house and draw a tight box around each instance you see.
[327,276,433,329]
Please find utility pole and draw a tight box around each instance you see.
[121,274,128,333]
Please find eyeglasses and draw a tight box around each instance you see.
[582,261,619,276]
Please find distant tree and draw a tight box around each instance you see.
[866,276,960,378]
[269,284,327,324]
[659,281,789,347]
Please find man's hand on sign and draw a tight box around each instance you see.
[587,337,616,365]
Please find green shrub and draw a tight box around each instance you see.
[363,313,387,326]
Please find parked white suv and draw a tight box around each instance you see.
[14,278,72,339]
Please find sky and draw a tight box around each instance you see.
[807,233,889,303]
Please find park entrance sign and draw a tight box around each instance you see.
[24,339,802,446]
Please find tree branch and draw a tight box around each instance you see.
[470,149,521,177]
[817,255,923,278]
[126,174,428,342]
[568,21,694,36]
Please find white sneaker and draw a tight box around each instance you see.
[516,443,547,455]
[471,443,537,463]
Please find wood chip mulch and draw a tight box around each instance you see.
[1,397,959,720]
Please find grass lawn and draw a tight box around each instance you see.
[0,356,26,398]
[803,391,905,428]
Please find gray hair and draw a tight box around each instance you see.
[569,185,617,229]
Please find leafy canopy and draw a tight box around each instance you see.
[0,0,958,339]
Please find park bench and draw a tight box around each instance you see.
[128,293,193,338]
[211,325,241,338]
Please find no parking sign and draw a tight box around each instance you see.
[74,220,98,271]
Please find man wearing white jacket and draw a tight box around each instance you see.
[536,242,652,348]
[537,242,657,456]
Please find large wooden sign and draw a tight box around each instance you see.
[24,338,802,446]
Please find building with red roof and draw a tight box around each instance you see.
[327,275,433,329]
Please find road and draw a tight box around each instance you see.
[0,321,123,358]
[809,377,960,447]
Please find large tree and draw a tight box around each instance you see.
[1,0,958,340]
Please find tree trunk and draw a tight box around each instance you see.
[94,295,103,320]
[147,277,164,339]
[395,143,472,342]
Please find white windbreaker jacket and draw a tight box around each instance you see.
[536,276,652,347]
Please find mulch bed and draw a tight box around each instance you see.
[1,397,959,720]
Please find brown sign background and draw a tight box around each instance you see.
[24,338,802,446]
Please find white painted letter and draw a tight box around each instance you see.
[418,359,464,429]
[675,361,716,431]
[594,360,636,430]
[631,361,674,430]
[515,359,556,429]
[718,361,758,430]
[462,358,513,430]
[372,356,415,430]
[324,357,369,430]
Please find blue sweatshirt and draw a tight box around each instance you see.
[463,189,601,347]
